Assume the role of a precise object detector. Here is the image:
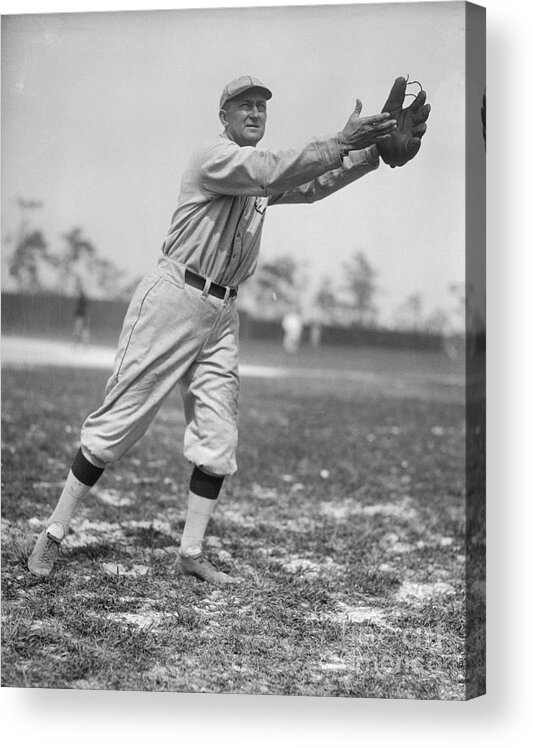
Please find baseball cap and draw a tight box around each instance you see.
[219,76,272,109]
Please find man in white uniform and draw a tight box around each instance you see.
[28,75,403,584]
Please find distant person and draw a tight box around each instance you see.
[309,318,323,348]
[28,74,430,584]
[73,281,90,346]
[282,308,303,355]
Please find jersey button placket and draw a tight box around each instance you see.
[259,151,266,192]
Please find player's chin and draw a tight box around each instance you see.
[244,127,264,145]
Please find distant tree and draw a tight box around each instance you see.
[54,227,127,299]
[425,307,450,334]
[342,251,378,326]
[8,229,54,292]
[249,255,305,318]
[257,256,299,299]
[313,276,341,325]
[16,198,44,211]
[4,199,131,298]
[88,256,127,299]
[405,292,423,330]
[57,227,97,289]
[314,276,336,317]
[394,292,424,331]
[449,282,466,307]
[7,197,56,292]
[448,282,466,335]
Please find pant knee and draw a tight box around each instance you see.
[80,445,107,469]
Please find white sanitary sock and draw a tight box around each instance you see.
[180,492,217,556]
[46,470,93,533]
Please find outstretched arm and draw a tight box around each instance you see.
[200,101,396,198]
[268,146,380,206]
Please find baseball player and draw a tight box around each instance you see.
[73,279,90,346]
[28,75,430,584]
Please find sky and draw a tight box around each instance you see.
[1,1,479,326]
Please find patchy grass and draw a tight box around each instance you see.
[1,344,466,698]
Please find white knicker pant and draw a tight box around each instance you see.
[80,256,240,477]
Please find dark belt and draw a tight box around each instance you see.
[184,269,238,300]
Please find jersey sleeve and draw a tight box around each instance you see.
[267,146,380,206]
[199,135,346,198]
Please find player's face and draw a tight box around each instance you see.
[220,90,267,147]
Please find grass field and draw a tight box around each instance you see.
[1,341,467,698]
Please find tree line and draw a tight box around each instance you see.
[243,252,465,335]
[5,199,131,301]
[4,197,465,334]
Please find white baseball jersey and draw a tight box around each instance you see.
[80,135,379,475]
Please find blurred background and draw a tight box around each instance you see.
[1,3,484,356]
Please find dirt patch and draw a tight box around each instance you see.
[106,610,165,627]
[332,603,391,627]
[277,553,344,578]
[95,489,133,507]
[396,580,456,602]
[320,496,418,522]
[101,562,150,578]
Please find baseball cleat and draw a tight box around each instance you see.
[178,551,240,585]
[27,522,65,578]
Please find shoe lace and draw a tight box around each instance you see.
[197,554,217,570]
[182,551,225,574]
[183,551,211,566]
[41,536,60,565]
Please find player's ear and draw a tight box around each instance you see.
[219,108,229,127]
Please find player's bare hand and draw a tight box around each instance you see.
[338,99,397,151]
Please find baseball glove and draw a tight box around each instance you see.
[377,77,431,168]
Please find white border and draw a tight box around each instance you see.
[2,0,532,746]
